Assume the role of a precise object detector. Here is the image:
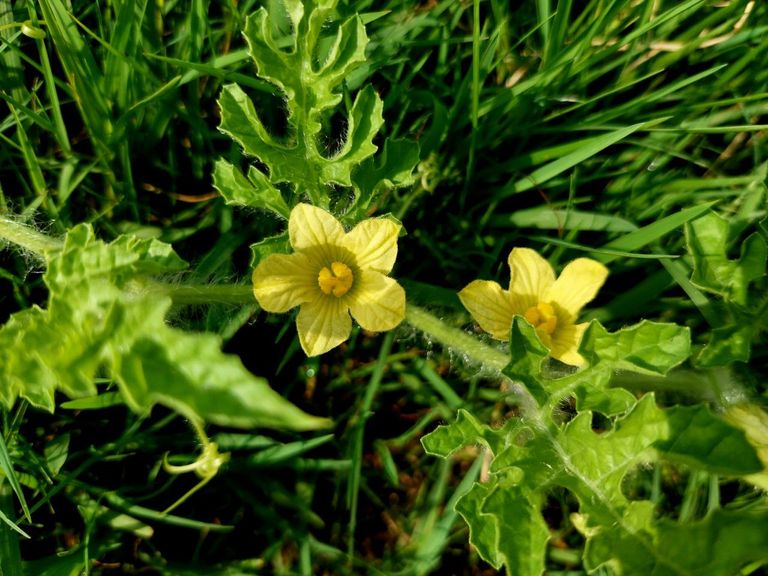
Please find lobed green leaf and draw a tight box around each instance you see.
[0,224,329,431]
[686,210,767,306]
[455,479,548,575]
[583,508,768,576]
[215,0,417,215]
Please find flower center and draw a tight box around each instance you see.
[318,261,354,297]
[523,302,558,335]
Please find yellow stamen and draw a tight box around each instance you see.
[318,261,354,297]
[523,302,558,335]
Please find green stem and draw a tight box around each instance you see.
[405,304,544,419]
[405,304,509,373]
[142,281,256,306]
[0,217,63,257]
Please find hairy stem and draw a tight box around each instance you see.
[405,304,509,373]
[0,217,62,257]
[142,281,256,306]
[405,304,543,417]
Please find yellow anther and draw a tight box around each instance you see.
[318,261,354,297]
[523,302,558,335]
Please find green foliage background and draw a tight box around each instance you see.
[1,0,767,574]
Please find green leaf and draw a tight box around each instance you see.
[489,207,638,233]
[455,479,548,575]
[655,404,762,475]
[685,210,767,366]
[212,158,290,218]
[114,330,328,430]
[504,120,661,194]
[216,0,418,214]
[37,0,113,155]
[218,83,289,175]
[501,317,550,406]
[0,224,329,431]
[45,223,187,291]
[421,409,520,459]
[503,319,691,415]
[598,201,717,264]
[249,231,291,268]
[583,508,768,576]
[321,85,383,187]
[427,387,763,576]
[580,320,690,376]
[350,137,420,216]
[696,323,753,367]
[686,210,767,306]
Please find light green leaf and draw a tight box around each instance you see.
[427,388,763,576]
[555,396,666,512]
[212,158,290,218]
[655,404,762,475]
[583,508,768,576]
[503,319,690,415]
[696,323,752,367]
[217,0,418,214]
[114,330,328,430]
[685,210,767,366]
[686,210,767,306]
[489,208,638,233]
[0,224,329,431]
[580,320,691,376]
[455,479,548,575]
[44,223,187,291]
[421,409,520,459]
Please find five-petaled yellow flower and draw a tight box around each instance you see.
[252,203,406,356]
[458,248,608,366]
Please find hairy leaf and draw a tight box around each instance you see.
[685,210,767,366]
[0,224,329,431]
[455,479,548,575]
[424,318,761,575]
[686,211,766,306]
[583,508,768,576]
[214,0,417,215]
[504,317,690,414]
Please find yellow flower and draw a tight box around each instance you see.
[252,203,406,356]
[458,248,608,366]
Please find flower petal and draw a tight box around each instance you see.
[550,322,588,366]
[348,270,405,331]
[296,296,352,356]
[458,280,515,340]
[507,248,556,310]
[252,252,316,313]
[545,258,608,321]
[341,218,400,273]
[289,203,344,251]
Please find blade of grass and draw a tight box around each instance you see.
[598,201,717,263]
[504,118,666,194]
[346,331,395,564]
[0,428,31,523]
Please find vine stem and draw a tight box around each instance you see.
[0,217,63,257]
[404,305,509,373]
[405,304,543,418]
[141,281,256,305]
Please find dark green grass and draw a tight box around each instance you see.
[1,0,767,574]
